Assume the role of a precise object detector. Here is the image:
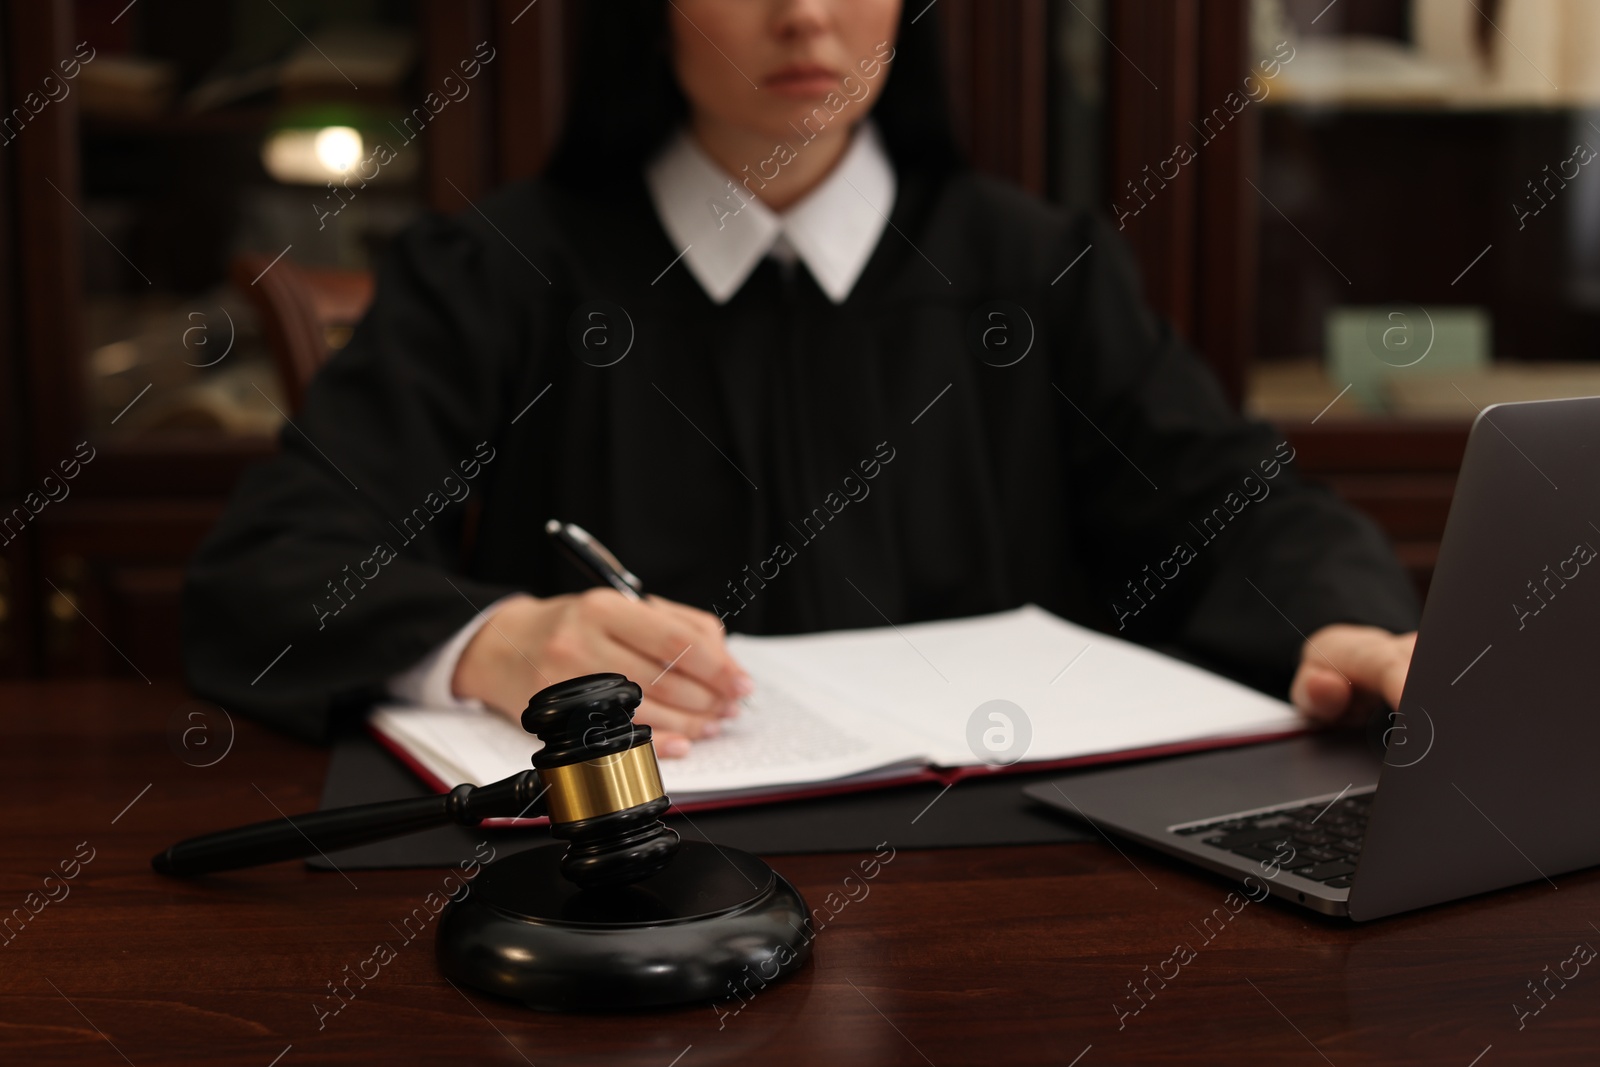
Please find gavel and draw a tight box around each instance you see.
[152,673,680,889]
[155,671,813,1011]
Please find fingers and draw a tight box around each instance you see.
[647,596,753,712]
[592,621,726,715]
[652,731,693,759]
[1292,625,1418,722]
[1291,662,1350,722]
[634,698,711,753]
[650,595,729,638]
[643,595,751,695]
[641,663,733,719]
[584,590,750,699]
[593,640,726,738]
[458,591,754,754]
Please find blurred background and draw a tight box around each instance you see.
[1,0,1596,681]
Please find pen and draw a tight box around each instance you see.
[545,520,646,602]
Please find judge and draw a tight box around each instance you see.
[184,0,1420,752]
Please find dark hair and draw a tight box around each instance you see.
[543,0,963,187]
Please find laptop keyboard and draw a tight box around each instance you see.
[1173,790,1374,890]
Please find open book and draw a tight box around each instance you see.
[368,605,1306,819]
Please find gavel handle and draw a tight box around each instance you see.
[150,770,546,876]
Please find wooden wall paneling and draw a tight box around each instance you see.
[1323,474,1457,541]
[1099,0,1262,406]
[0,506,38,677]
[0,12,31,677]
[1158,4,1462,593]
[1282,422,1471,601]
[1193,0,1258,407]
[0,3,19,496]
[6,0,82,473]
[1322,470,1457,599]
[1105,0,1200,342]
[1286,421,1470,474]
[35,500,228,680]
[494,0,570,184]
[3,2,73,677]
[421,0,497,213]
[938,0,1050,196]
[67,439,274,499]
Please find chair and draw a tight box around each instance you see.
[230,253,375,414]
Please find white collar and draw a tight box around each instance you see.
[645,121,897,304]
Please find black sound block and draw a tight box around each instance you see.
[437,840,811,1010]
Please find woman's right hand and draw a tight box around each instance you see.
[451,591,752,756]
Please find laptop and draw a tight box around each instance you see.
[1026,396,1600,920]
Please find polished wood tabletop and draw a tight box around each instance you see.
[3,679,1596,1066]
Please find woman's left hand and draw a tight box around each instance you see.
[1290,624,1418,723]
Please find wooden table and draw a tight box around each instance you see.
[3,680,1597,1065]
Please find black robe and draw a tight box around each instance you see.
[183,164,1420,741]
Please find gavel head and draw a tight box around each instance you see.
[521,673,681,889]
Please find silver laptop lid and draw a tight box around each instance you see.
[1348,396,1600,920]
